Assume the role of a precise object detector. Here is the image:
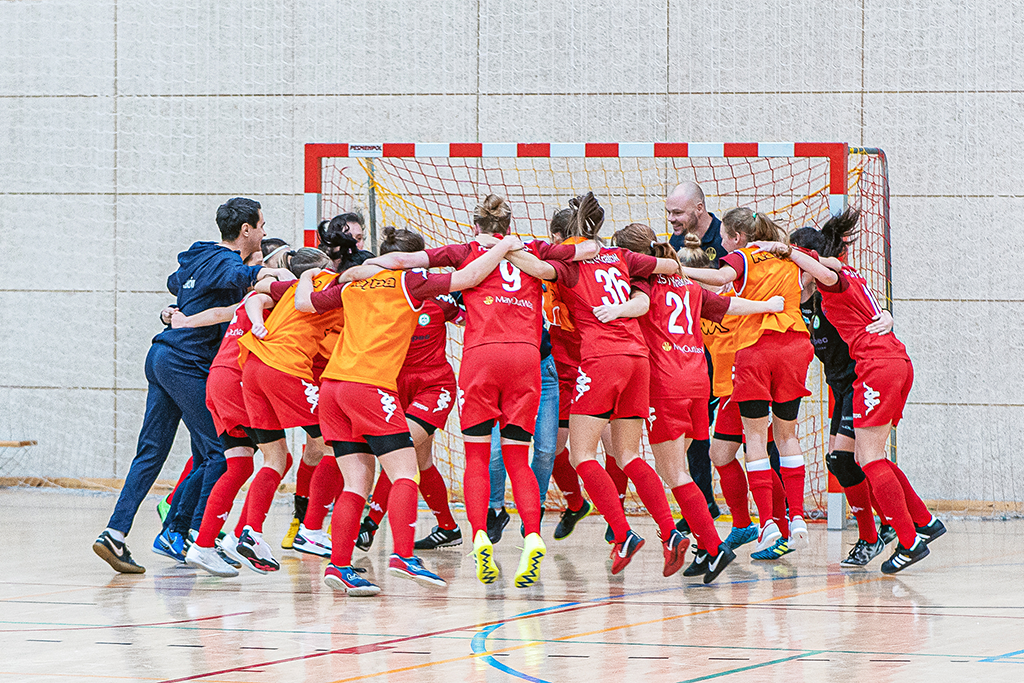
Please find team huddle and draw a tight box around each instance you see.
[92,184,945,596]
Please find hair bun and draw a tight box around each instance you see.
[684,233,701,249]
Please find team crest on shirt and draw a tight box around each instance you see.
[812,316,820,329]
[705,247,717,261]
[662,341,672,352]
[483,295,494,305]
[418,313,430,326]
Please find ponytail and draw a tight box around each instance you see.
[568,191,605,240]
[677,232,711,268]
[473,194,512,235]
[612,222,680,265]
[818,208,860,259]
[379,225,426,255]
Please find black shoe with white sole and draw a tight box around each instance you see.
[840,538,885,567]
[682,549,709,577]
[414,525,463,550]
[93,531,146,574]
[704,544,736,584]
[880,539,930,574]
[916,518,946,544]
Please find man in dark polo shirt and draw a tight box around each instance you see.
[666,181,725,266]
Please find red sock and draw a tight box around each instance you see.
[746,466,774,528]
[577,459,630,543]
[167,459,193,504]
[771,469,790,538]
[387,477,418,558]
[844,479,879,543]
[716,459,752,527]
[295,458,316,498]
[870,488,890,527]
[245,466,285,533]
[329,490,366,567]
[779,457,806,520]
[419,464,456,530]
[367,472,392,526]
[605,455,629,509]
[463,441,492,536]
[622,459,675,538]
[503,442,542,535]
[672,482,722,556]
[552,449,584,511]
[304,457,343,531]
[862,460,916,547]
[196,456,254,547]
[885,460,931,526]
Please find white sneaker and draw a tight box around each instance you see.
[293,525,332,558]
[185,544,239,577]
[219,532,246,566]
[789,516,810,550]
[755,520,782,552]
[236,525,280,573]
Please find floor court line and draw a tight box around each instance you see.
[0,611,253,634]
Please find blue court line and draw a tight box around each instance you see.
[469,603,579,683]
[980,648,1024,663]
[677,651,826,682]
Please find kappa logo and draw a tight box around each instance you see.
[456,387,465,411]
[648,406,657,428]
[575,368,592,402]
[351,276,398,291]
[863,383,881,414]
[302,380,319,414]
[434,388,451,413]
[217,511,230,522]
[378,390,398,422]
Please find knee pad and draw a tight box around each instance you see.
[738,400,770,419]
[366,432,414,457]
[772,398,801,422]
[499,424,533,442]
[826,450,866,488]
[462,419,495,437]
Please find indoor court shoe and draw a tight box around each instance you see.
[214,543,241,568]
[879,524,898,545]
[704,544,737,584]
[293,526,332,558]
[788,516,810,550]
[751,538,792,561]
[153,529,186,563]
[487,507,511,544]
[554,500,592,540]
[723,524,758,550]
[93,531,145,574]
[236,526,280,573]
[324,563,381,596]
[514,533,546,587]
[610,529,645,575]
[880,539,930,574]
[682,549,710,577]
[604,523,615,544]
[519,509,545,537]
[753,520,782,552]
[674,517,690,535]
[661,529,690,577]
[472,530,500,584]
[355,516,378,551]
[219,532,247,567]
[388,554,447,588]
[414,525,463,550]
[281,516,301,550]
[185,544,239,577]
[840,538,885,568]
[916,517,946,545]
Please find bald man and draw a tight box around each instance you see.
[665,181,725,266]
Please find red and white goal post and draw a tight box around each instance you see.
[303,141,892,529]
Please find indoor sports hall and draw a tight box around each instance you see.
[2,2,1022,682]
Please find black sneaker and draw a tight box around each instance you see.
[675,517,690,535]
[414,525,463,550]
[610,529,645,574]
[916,518,946,545]
[840,538,885,567]
[554,501,592,540]
[708,501,722,520]
[704,544,736,584]
[486,507,510,544]
[604,523,615,544]
[880,539,930,574]
[879,524,898,545]
[355,516,378,551]
[215,544,241,568]
[519,509,545,537]
[93,531,146,574]
[682,549,710,577]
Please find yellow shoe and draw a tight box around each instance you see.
[473,530,499,584]
[514,532,546,588]
[281,517,300,550]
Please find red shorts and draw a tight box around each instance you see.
[241,355,319,430]
[714,395,744,439]
[320,380,409,444]
[853,357,913,428]
[647,396,709,444]
[206,365,249,438]
[397,366,457,431]
[554,359,578,422]
[571,354,649,420]
[731,330,813,404]
[458,343,541,432]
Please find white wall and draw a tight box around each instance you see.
[1,0,1020,506]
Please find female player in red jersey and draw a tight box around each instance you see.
[756,209,944,573]
[308,226,518,596]
[507,192,691,576]
[610,223,786,582]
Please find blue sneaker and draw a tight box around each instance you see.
[153,529,186,563]
[751,537,792,561]
[723,524,759,550]
[604,523,615,544]
[324,563,381,596]
[388,554,447,588]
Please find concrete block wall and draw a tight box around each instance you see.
[1,0,1020,507]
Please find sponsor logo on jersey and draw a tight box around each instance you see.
[182,277,196,289]
[670,343,705,354]
[418,313,430,326]
[434,388,452,413]
[701,319,728,335]
[662,341,672,352]
[378,389,398,422]
[412,401,430,411]
[484,295,494,305]
[490,295,535,310]
[750,250,776,264]
[350,276,398,291]
[302,381,320,414]
[862,383,880,415]
[575,368,592,402]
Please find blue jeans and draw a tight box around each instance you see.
[489,354,560,507]
[107,343,225,536]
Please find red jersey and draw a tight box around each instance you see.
[401,293,462,374]
[634,273,730,398]
[818,266,909,362]
[210,292,262,372]
[550,246,659,358]
[425,239,574,350]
